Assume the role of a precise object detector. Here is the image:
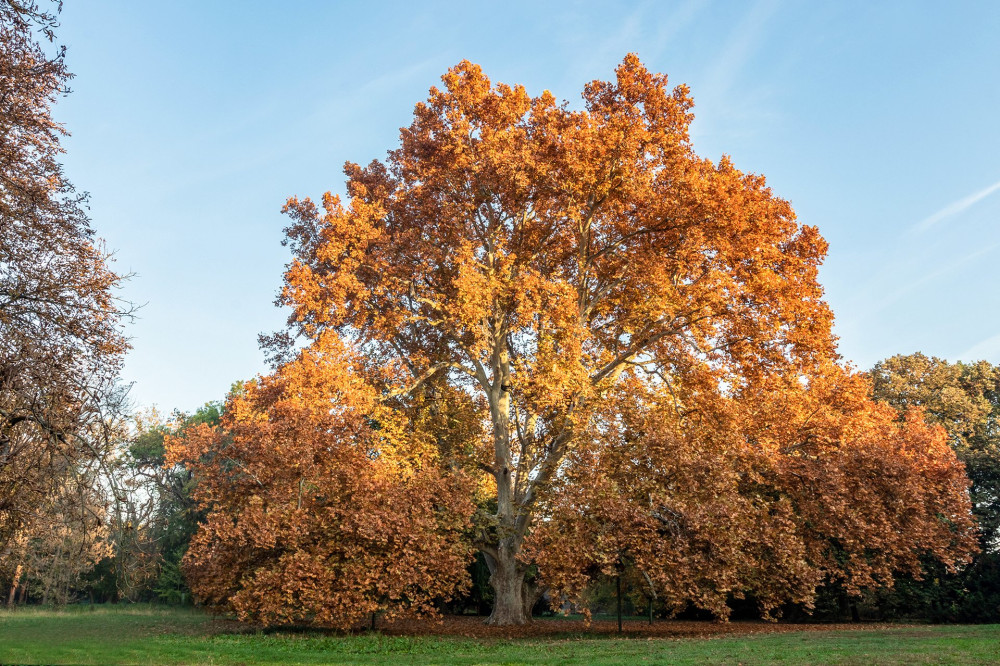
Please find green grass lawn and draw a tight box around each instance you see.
[1,606,999,665]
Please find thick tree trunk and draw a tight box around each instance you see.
[478,332,547,625]
[485,545,530,625]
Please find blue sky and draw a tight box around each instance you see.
[55,1,1000,413]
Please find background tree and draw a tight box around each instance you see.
[3,464,111,606]
[868,353,1000,620]
[79,402,223,604]
[0,0,131,556]
[870,353,1000,549]
[202,56,977,626]
[126,403,220,604]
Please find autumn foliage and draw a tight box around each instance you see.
[168,334,474,627]
[531,365,975,619]
[172,55,977,626]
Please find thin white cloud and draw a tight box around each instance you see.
[701,0,780,100]
[958,332,1000,363]
[558,0,705,90]
[855,242,998,317]
[913,178,1000,233]
[688,0,781,146]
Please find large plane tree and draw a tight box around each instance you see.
[172,56,976,627]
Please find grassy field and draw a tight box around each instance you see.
[1,606,999,665]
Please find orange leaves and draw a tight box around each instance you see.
[528,362,976,619]
[275,54,834,402]
[735,366,976,595]
[167,335,475,629]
